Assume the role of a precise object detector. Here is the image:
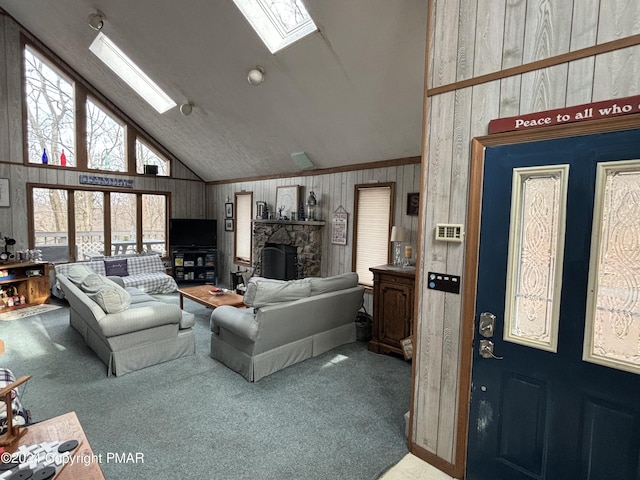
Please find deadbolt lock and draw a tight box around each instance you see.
[479,312,496,338]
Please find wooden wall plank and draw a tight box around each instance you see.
[414,0,640,475]
[431,0,460,87]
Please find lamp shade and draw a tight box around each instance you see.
[390,226,406,242]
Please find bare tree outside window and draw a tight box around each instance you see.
[24,47,75,166]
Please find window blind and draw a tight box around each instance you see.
[235,193,252,263]
[354,186,392,286]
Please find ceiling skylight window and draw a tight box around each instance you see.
[233,0,317,54]
[89,32,176,113]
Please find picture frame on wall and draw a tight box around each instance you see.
[225,219,234,231]
[225,202,234,218]
[275,185,299,220]
[0,178,9,207]
[406,192,419,215]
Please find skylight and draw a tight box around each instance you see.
[233,0,317,54]
[89,33,176,114]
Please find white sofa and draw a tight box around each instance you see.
[57,266,195,376]
[210,273,364,382]
[53,254,177,298]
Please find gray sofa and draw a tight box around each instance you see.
[210,272,364,382]
[57,265,195,376]
[53,254,177,299]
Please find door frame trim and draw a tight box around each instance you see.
[456,113,640,477]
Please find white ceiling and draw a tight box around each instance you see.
[0,0,427,182]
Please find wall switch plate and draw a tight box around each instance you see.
[427,271,461,294]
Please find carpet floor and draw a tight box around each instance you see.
[1,294,412,480]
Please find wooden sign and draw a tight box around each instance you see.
[489,94,640,134]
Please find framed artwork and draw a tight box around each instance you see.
[225,202,234,218]
[224,219,234,231]
[256,201,266,219]
[276,185,299,220]
[0,179,9,207]
[407,192,419,215]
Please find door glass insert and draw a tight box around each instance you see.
[504,166,569,352]
[584,160,640,374]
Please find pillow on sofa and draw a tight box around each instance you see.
[309,272,359,296]
[66,265,96,286]
[243,277,311,308]
[80,273,131,313]
[104,259,129,277]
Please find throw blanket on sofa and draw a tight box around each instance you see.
[54,255,177,297]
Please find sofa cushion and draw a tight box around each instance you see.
[80,273,131,314]
[104,259,129,277]
[66,264,96,286]
[309,272,359,296]
[243,277,311,308]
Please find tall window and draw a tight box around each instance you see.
[111,193,137,255]
[235,192,253,265]
[353,183,395,286]
[142,194,167,256]
[33,188,69,261]
[75,190,105,260]
[24,46,75,166]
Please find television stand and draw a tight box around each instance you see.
[171,247,217,284]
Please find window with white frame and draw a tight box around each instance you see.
[353,183,395,286]
[235,192,253,265]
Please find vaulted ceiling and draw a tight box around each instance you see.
[0,0,427,182]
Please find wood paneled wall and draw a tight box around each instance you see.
[413,0,640,476]
[0,15,205,251]
[206,161,422,297]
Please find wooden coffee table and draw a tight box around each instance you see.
[178,284,245,310]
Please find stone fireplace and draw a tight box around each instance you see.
[252,220,325,279]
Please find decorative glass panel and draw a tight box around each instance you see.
[504,166,569,352]
[584,160,640,374]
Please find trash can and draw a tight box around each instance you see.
[355,310,372,342]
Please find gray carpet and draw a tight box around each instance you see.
[1,294,411,479]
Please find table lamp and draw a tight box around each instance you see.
[390,226,406,266]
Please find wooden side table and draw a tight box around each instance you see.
[7,411,105,479]
[368,265,416,356]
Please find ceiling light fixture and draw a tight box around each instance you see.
[88,10,106,31]
[247,66,265,86]
[179,102,193,116]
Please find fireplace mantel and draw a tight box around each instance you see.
[252,219,326,226]
[252,219,325,278]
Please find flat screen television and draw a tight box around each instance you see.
[169,218,217,248]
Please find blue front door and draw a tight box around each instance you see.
[466,129,640,479]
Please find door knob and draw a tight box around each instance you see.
[479,312,496,338]
[479,339,503,359]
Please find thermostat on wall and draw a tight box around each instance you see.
[435,223,463,242]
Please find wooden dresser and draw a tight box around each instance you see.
[368,264,416,356]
